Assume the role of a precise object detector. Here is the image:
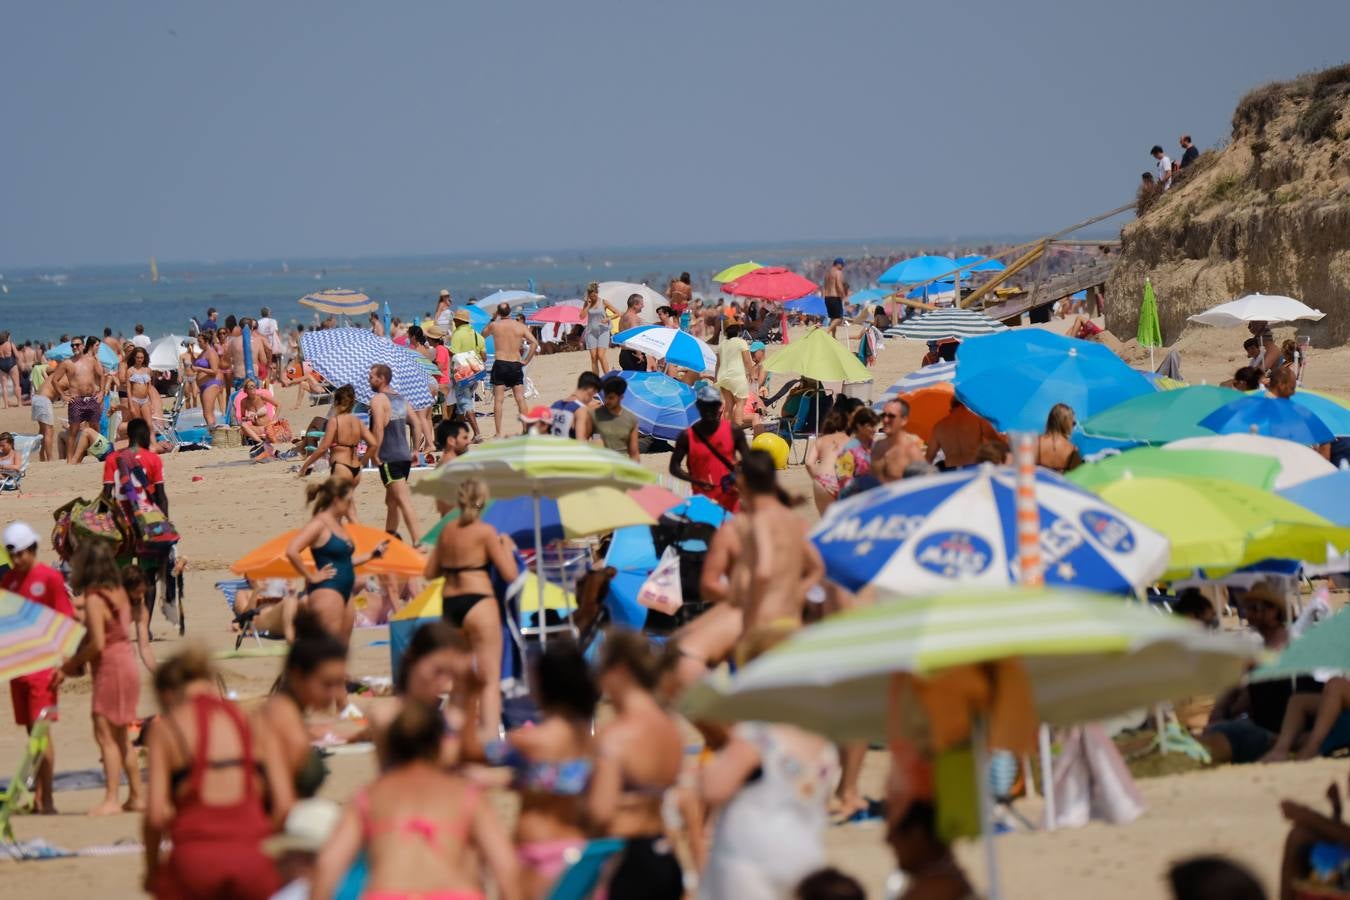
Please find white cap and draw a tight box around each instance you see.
[3,521,39,553]
[262,799,341,857]
[439,289,451,298]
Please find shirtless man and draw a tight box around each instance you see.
[222,315,248,390]
[55,336,106,465]
[17,342,38,404]
[482,302,539,437]
[872,399,929,482]
[926,398,1000,470]
[101,326,122,359]
[822,257,849,334]
[617,295,646,371]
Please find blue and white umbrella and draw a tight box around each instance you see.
[46,340,119,371]
[301,328,435,410]
[612,326,715,373]
[480,289,546,309]
[875,362,957,407]
[783,294,829,318]
[614,371,697,440]
[810,465,1169,595]
[906,280,959,300]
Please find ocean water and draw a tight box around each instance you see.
[0,240,931,344]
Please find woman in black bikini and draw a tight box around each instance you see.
[0,331,20,409]
[299,384,374,490]
[422,477,518,743]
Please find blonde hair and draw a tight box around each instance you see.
[306,475,353,513]
[457,478,488,525]
[1045,403,1075,438]
[154,644,213,705]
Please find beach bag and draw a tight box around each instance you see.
[452,350,484,382]
[113,451,180,553]
[636,547,683,616]
[71,497,123,546]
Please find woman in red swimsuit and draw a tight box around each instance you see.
[313,700,522,900]
[143,647,294,899]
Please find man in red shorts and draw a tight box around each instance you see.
[2,521,74,813]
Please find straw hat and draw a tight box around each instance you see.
[424,323,447,340]
[453,308,472,325]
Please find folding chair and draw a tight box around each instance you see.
[777,391,826,465]
[216,577,265,649]
[0,708,52,843]
[0,434,41,494]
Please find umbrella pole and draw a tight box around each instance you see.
[534,490,546,647]
[973,716,1003,900]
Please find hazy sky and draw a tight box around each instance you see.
[4,1,1347,267]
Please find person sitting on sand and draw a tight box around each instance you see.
[0,432,22,480]
[1262,675,1350,764]
[1037,403,1082,473]
[886,800,976,900]
[926,398,1000,470]
[231,578,301,643]
[1068,315,1104,341]
[1201,586,1323,765]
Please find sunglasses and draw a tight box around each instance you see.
[881,413,899,420]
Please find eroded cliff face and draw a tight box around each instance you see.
[1106,65,1350,344]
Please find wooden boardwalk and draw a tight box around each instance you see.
[978,254,1118,323]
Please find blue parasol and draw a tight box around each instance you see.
[46,340,119,372]
[878,255,961,286]
[614,371,698,440]
[783,294,829,318]
[1199,395,1336,445]
[300,328,435,409]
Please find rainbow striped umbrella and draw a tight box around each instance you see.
[299,288,379,316]
[0,590,84,682]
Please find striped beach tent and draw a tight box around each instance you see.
[681,586,1258,740]
[0,591,85,683]
[299,289,379,316]
[886,307,1007,341]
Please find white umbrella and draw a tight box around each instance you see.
[1188,293,1325,327]
[480,289,546,309]
[147,335,193,372]
[1164,433,1336,489]
[597,282,663,324]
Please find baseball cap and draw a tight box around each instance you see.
[262,799,341,857]
[696,384,722,404]
[748,341,766,353]
[439,289,450,298]
[833,257,845,266]
[3,521,39,553]
[520,405,553,424]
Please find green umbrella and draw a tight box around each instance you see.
[1092,476,1350,579]
[712,261,763,283]
[683,587,1257,741]
[1138,278,1163,366]
[412,434,655,501]
[1067,447,1282,492]
[1252,607,1350,682]
[763,326,871,384]
[1079,384,1238,444]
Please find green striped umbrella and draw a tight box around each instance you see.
[1079,384,1237,444]
[682,587,1257,742]
[412,434,655,501]
[1067,447,1282,492]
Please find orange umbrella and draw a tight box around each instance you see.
[231,522,425,580]
[901,382,956,443]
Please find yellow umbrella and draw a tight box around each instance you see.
[763,326,871,383]
[299,288,378,316]
[712,261,763,283]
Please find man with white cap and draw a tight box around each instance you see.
[669,385,749,512]
[1,521,74,814]
[263,798,341,900]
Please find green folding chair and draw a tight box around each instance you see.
[0,708,53,843]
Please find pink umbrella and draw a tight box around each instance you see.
[721,267,818,301]
[529,305,587,325]
[627,484,683,519]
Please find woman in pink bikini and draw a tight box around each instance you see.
[54,544,157,815]
[804,407,851,514]
[313,700,522,900]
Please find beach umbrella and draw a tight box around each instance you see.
[1253,606,1350,682]
[954,330,1154,434]
[812,465,1169,596]
[877,255,960,285]
[893,382,955,443]
[1281,391,1350,437]
[890,307,1007,341]
[763,327,871,384]
[299,289,378,316]
[459,304,491,330]
[231,522,425,580]
[1165,433,1335,488]
[614,371,698,440]
[848,287,893,307]
[413,435,656,634]
[1079,385,1236,445]
[955,255,1006,273]
[421,487,656,547]
[627,484,684,519]
[1138,279,1163,368]
[382,301,392,337]
[46,340,119,372]
[1068,447,1282,492]
[906,280,958,301]
[612,326,715,373]
[1188,293,1325,327]
[683,585,1256,740]
[782,294,829,318]
[241,324,256,384]
[480,289,546,309]
[1198,395,1335,445]
[712,261,763,283]
[1090,476,1350,578]
[300,328,435,410]
[597,283,663,324]
[663,494,732,529]
[0,590,85,683]
[390,580,444,677]
[720,267,818,302]
[877,361,957,403]
[1278,470,1350,526]
[147,335,192,372]
[528,305,586,326]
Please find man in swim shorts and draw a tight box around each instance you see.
[54,336,106,464]
[482,302,539,437]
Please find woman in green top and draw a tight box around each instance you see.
[593,376,640,460]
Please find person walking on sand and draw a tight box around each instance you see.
[2,521,75,814]
[581,282,623,376]
[54,335,106,463]
[367,364,420,543]
[53,542,157,815]
[483,302,539,437]
[670,386,749,512]
[1151,145,1174,189]
[715,324,754,429]
[449,308,485,443]
[823,258,848,333]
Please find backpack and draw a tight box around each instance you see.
[113,450,179,554]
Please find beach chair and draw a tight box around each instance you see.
[0,434,41,494]
[776,391,827,465]
[545,838,625,900]
[217,577,266,649]
[0,708,53,843]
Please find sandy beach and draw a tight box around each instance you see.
[1,317,1347,898]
